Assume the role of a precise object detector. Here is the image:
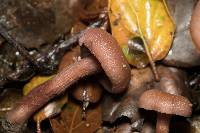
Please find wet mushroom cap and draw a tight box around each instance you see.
[79,28,131,93]
[72,82,102,103]
[138,89,192,117]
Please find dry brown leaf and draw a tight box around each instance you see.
[50,101,102,133]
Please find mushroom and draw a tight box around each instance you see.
[139,89,192,133]
[190,0,200,53]
[2,28,131,132]
[72,81,103,103]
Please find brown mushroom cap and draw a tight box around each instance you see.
[79,28,131,93]
[138,89,192,117]
[72,81,103,103]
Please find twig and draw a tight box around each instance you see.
[0,15,108,86]
[0,24,38,69]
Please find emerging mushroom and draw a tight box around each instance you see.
[2,28,131,132]
[138,89,192,133]
[72,81,103,103]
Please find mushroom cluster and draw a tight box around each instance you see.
[2,28,131,132]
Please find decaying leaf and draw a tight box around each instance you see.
[163,0,200,67]
[109,0,175,68]
[50,101,102,133]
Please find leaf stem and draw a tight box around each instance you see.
[131,6,160,81]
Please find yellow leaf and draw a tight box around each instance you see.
[23,76,53,95]
[109,0,175,68]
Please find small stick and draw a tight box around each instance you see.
[0,24,38,68]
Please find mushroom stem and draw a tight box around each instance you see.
[156,113,171,133]
[6,57,101,125]
[4,28,131,131]
[139,89,192,133]
[190,0,200,52]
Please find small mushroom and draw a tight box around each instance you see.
[190,0,200,53]
[139,89,192,133]
[3,28,131,132]
[72,81,103,103]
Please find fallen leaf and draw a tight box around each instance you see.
[109,0,175,68]
[23,75,53,96]
[50,101,102,133]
